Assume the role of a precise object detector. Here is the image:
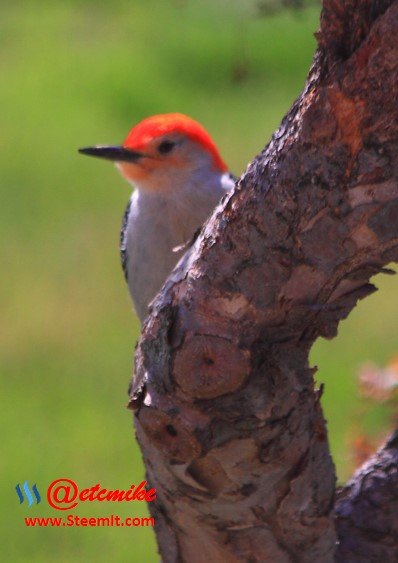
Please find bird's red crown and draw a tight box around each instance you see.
[123,113,227,172]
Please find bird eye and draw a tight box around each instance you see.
[158,140,175,154]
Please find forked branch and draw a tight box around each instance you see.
[130,1,398,561]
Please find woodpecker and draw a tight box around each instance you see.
[79,113,235,322]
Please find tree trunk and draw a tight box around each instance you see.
[129,1,398,561]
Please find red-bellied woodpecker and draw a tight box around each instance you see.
[79,113,235,322]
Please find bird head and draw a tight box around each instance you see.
[79,113,227,193]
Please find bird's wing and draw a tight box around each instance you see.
[120,198,132,281]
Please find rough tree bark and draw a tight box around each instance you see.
[128,1,398,561]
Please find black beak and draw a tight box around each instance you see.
[78,145,144,163]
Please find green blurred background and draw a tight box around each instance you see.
[1,1,396,561]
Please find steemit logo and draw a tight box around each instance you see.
[16,481,41,507]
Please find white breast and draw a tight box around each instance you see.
[124,172,234,321]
